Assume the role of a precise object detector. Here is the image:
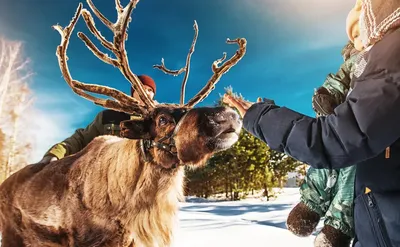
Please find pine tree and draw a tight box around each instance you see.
[185,87,304,200]
[185,87,275,200]
[268,150,300,188]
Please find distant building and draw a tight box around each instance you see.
[285,172,299,187]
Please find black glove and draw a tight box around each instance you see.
[312,87,338,116]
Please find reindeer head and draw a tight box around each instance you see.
[53,0,246,170]
[120,105,242,169]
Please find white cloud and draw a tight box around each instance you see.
[24,90,94,163]
[24,109,73,163]
[243,0,355,50]
[247,0,354,23]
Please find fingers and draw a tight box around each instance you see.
[223,93,258,109]
[222,94,232,104]
[223,94,240,107]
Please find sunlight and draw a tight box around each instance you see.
[236,0,356,50]
[246,0,354,22]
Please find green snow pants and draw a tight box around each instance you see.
[299,166,356,237]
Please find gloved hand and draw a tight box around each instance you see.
[312,87,338,116]
[38,156,58,165]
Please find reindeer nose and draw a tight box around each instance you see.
[214,108,240,124]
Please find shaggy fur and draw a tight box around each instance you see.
[314,225,352,247]
[0,106,242,247]
[286,202,321,237]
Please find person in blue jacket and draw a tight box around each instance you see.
[223,1,400,246]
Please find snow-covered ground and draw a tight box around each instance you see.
[174,188,318,247]
[1,188,321,246]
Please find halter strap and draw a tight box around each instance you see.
[140,108,192,171]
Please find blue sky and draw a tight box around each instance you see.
[0,0,354,161]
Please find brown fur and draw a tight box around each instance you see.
[0,105,242,247]
[314,225,352,247]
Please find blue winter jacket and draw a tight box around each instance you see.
[243,28,400,247]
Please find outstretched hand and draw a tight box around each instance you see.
[222,94,262,118]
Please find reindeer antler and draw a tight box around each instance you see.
[53,0,156,116]
[185,38,246,107]
[153,21,199,105]
[83,0,155,108]
[153,21,246,107]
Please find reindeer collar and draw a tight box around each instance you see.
[140,139,179,171]
[140,110,190,171]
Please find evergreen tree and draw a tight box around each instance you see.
[184,87,301,200]
[268,150,300,188]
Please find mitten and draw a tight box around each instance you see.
[312,87,338,116]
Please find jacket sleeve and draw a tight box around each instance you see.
[320,55,357,105]
[243,67,400,169]
[43,112,104,159]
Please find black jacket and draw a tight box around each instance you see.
[243,29,400,247]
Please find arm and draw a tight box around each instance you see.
[243,56,400,169]
[43,111,104,160]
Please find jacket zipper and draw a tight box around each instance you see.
[365,193,392,247]
[362,194,381,246]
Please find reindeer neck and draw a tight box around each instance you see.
[73,136,185,218]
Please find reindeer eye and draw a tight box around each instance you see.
[159,116,168,126]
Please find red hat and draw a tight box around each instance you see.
[131,74,156,96]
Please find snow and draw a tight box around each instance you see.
[1,188,322,246]
[174,188,318,247]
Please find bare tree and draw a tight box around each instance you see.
[0,37,34,182]
[0,128,5,182]
[5,83,33,176]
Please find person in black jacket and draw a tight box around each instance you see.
[223,1,400,247]
[286,41,361,247]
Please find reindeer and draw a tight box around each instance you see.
[0,0,246,247]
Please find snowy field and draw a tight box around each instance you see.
[174,188,318,247]
[1,188,320,246]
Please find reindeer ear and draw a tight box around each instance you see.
[120,119,151,139]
